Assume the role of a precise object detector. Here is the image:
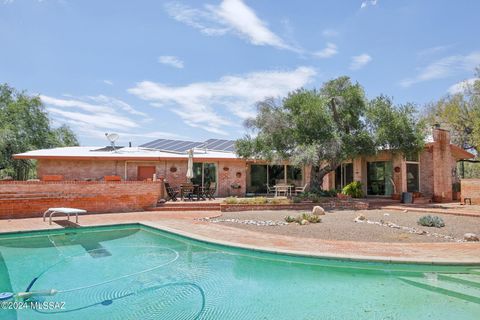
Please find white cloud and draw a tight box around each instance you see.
[400,51,480,87]
[48,108,138,130]
[158,55,184,69]
[40,95,152,140]
[447,78,479,95]
[313,43,338,59]
[165,0,296,51]
[164,2,229,36]
[361,0,378,9]
[350,54,372,70]
[103,80,114,86]
[128,66,317,135]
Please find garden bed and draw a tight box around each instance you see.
[211,209,480,243]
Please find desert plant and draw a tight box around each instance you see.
[224,197,239,204]
[284,215,296,223]
[342,181,364,198]
[296,213,321,224]
[417,215,445,228]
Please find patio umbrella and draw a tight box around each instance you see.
[186,149,194,181]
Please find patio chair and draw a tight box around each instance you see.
[294,183,308,195]
[164,182,179,201]
[181,183,195,201]
[266,184,275,196]
[204,182,216,200]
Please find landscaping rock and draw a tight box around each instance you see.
[354,214,366,223]
[464,233,479,242]
[312,206,325,215]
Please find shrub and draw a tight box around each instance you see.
[417,215,445,228]
[224,197,239,204]
[284,215,296,223]
[239,197,268,205]
[342,181,364,198]
[285,213,322,224]
[301,213,321,223]
[319,189,338,197]
[292,196,302,203]
[270,197,290,205]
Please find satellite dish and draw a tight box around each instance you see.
[106,133,119,143]
[105,133,120,152]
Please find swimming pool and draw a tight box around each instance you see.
[0,224,479,319]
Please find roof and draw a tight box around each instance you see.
[449,144,476,160]
[13,146,239,161]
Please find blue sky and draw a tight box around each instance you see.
[1,0,479,146]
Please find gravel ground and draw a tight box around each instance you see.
[213,209,480,243]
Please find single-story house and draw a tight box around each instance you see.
[14,128,474,202]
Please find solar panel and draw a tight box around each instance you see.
[139,139,203,153]
[203,139,236,152]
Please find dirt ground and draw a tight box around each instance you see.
[213,209,480,243]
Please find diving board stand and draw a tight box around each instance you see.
[43,208,87,225]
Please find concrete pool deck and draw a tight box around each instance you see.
[0,210,479,265]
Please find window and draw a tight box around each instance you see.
[406,163,419,192]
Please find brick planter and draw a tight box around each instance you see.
[220,199,369,212]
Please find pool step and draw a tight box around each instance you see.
[469,269,480,275]
[399,276,480,304]
[438,274,480,289]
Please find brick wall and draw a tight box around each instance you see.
[38,159,123,181]
[0,181,162,219]
[461,179,480,205]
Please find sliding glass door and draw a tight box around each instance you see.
[192,163,217,188]
[367,161,393,196]
[247,164,303,194]
[335,163,353,191]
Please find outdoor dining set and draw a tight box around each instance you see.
[164,182,216,201]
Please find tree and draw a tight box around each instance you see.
[235,77,425,191]
[0,84,79,180]
[425,68,480,153]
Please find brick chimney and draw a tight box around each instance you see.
[431,127,453,202]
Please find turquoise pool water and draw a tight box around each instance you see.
[0,224,479,319]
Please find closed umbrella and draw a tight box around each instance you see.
[186,149,194,180]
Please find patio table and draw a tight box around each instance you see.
[274,184,294,197]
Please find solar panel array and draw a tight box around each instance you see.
[139,138,236,153]
[140,139,204,152]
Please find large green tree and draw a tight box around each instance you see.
[235,77,425,191]
[0,84,79,180]
[425,68,480,153]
